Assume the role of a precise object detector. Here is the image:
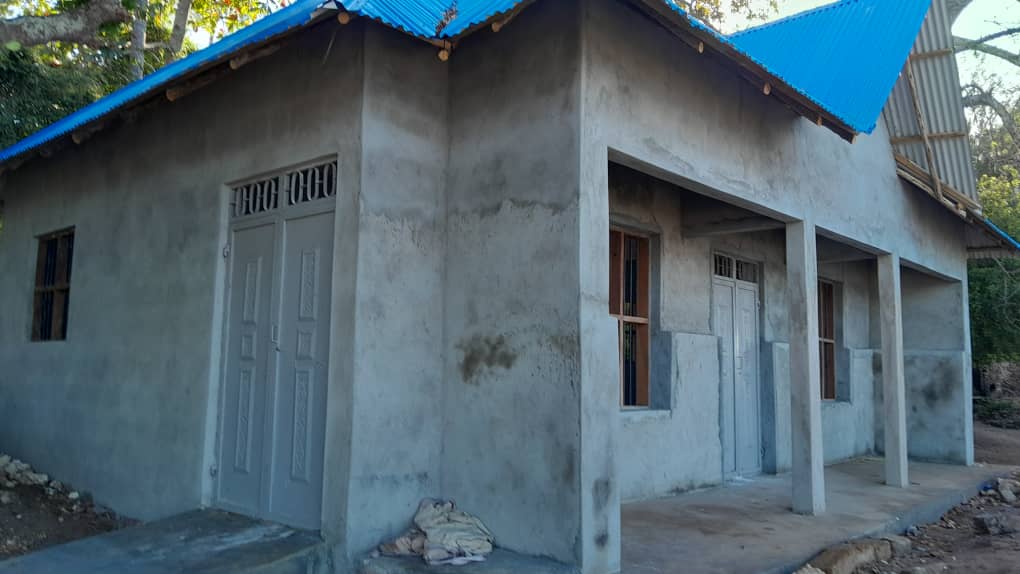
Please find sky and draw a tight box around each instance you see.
[723,0,1020,91]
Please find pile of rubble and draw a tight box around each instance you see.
[795,473,1020,574]
[0,453,84,509]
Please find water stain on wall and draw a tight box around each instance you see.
[458,334,517,383]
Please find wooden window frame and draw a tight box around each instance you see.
[32,228,75,342]
[610,228,650,408]
[818,280,837,401]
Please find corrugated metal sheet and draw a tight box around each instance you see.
[0,0,936,166]
[0,0,328,165]
[881,0,977,199]
[335,0,527,38]
[724,0,931,134]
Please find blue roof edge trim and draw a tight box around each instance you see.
[0,0,328,164]
[984,218,1020,251]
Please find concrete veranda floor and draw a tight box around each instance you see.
[622,457,1016,574]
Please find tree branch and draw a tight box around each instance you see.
[962,85,1020,149]
[0,0,130,48]
[945,0,975,25]
[955,34,1020,67]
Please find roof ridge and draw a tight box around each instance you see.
[728,0,860,39]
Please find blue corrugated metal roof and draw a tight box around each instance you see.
[0,0,327,164]
[338,0,528,38]
[0,0,931,165]
[724,0,931,134]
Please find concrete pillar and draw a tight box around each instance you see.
[786,220,825,515]
[878,253,909,487]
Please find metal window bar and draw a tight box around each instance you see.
[231,160,337,219]
[32,230,74,341]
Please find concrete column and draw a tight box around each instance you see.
[878,253,909,487]
[786,220,825,515]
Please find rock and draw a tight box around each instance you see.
[794,566,825,574]
[19,471,48,486]
[882,535,912,556]
[973,512,1020,535]
[810,539,893,574]
[68,491,80,501]
[903,563,947,574]
[997,478,1020,503]
[0,491,13,505]
[905,525,920,537]
[50,481,64,492]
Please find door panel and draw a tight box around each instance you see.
[266,211,334,529]
[736,284,761,475]
[219,222,276,515]
[713,280,736,477]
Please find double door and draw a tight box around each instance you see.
[217,207,334,530]
[713,254,762,478]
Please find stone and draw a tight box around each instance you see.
[882,535,912,556]
[0,491,13,505]
[973,512,1020,535]
[997,478,1020,503]
[68,491,80,501]
[903,563,947,574]
[905,525,920,537]
[794,566,825,574]
[810,539,893,574]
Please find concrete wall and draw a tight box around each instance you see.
[0,22,363,522]
[441,0,585,565]
[338,24,448,562]
[897,269,972,464]
[607,166,880,500]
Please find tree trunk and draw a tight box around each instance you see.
[0,0,130,48]
[168,0,195,57]
[130,0,148,80]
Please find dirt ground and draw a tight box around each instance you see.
[852,416,1020,574]
[0,466,131,560]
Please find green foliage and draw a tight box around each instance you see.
[969,96,1020,363]
[0,0,282,148]
[974,397,1020,429]
[0,46,105,148]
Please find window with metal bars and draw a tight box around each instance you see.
[610,229,650,407]
[818,280,837,400]
[32,228,75,341]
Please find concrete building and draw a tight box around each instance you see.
[0,0,1017,572]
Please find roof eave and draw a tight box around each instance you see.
[628,0,859,143]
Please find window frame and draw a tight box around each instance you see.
[818,279,837,401]
[31,227,75,342]
[610,227,651,408]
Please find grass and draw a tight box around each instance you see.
[974,397,1020,429]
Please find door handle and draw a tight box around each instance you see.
[271,324,281,352]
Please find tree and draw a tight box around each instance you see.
[681,0,777,29]
[1,1,282,77]
[0,0,283,149]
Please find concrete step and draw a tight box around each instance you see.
[0,509,329,574]
[357,549,578,574]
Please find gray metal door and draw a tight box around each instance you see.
[219,221,276,517]
[218,199,334,530]
[713,279,737,477]
[735,283,761,476]
[713,269,762,478]
[265,211,333,529]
